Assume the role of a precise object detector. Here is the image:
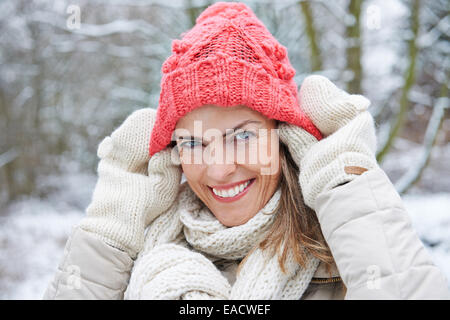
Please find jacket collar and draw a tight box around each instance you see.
[313,261,340,278]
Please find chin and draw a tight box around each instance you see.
[214,211,253,227]
[219,219,241,227]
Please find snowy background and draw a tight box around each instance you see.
[0,0,449,299]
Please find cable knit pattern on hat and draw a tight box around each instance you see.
[279,75,378,210]
[149,1,322,156]
[125,183,320,300]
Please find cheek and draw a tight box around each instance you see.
[245,137,280,176]
[180,163,204,182]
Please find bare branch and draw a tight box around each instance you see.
[0,148,19,169]
[395,92,449,194]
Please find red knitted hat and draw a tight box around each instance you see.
[149,1,322,156]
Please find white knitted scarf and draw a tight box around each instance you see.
[124,182,319,300]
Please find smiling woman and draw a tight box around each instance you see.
[43,1,450,301]
[173,103,333,279]
[174,104,281,227]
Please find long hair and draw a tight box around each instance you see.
[238,139,335,276]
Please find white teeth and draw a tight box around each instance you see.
[212,179,252,198]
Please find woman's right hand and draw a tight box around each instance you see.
[278,75,377,210]
[79,108,182,259]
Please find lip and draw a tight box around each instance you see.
[209,178,256,203]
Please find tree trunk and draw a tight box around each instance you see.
[377,0,420,162]
[299,1,323,71]
[345,0,363,93]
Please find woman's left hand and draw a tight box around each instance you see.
[279,75,378,210]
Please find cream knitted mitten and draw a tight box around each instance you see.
[279,75,378,210]
[79,108,182,258]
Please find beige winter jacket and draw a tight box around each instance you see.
[43,168,450,300]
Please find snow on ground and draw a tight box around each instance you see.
[0,172,94,300]
[0,171,449,299]
[0,203,83,299]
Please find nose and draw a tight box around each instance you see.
[206,163,237,182]
[204,138,237,181]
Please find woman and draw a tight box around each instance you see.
[44,2,449,299]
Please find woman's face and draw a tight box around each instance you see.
[174,105,281,227]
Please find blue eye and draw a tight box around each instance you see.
[235,130,255,141]
[180,140,202,149]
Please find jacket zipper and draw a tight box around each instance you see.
[310,276,342,284]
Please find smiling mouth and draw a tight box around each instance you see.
[209,178,256,202]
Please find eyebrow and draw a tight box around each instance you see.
[175,119,262,141]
